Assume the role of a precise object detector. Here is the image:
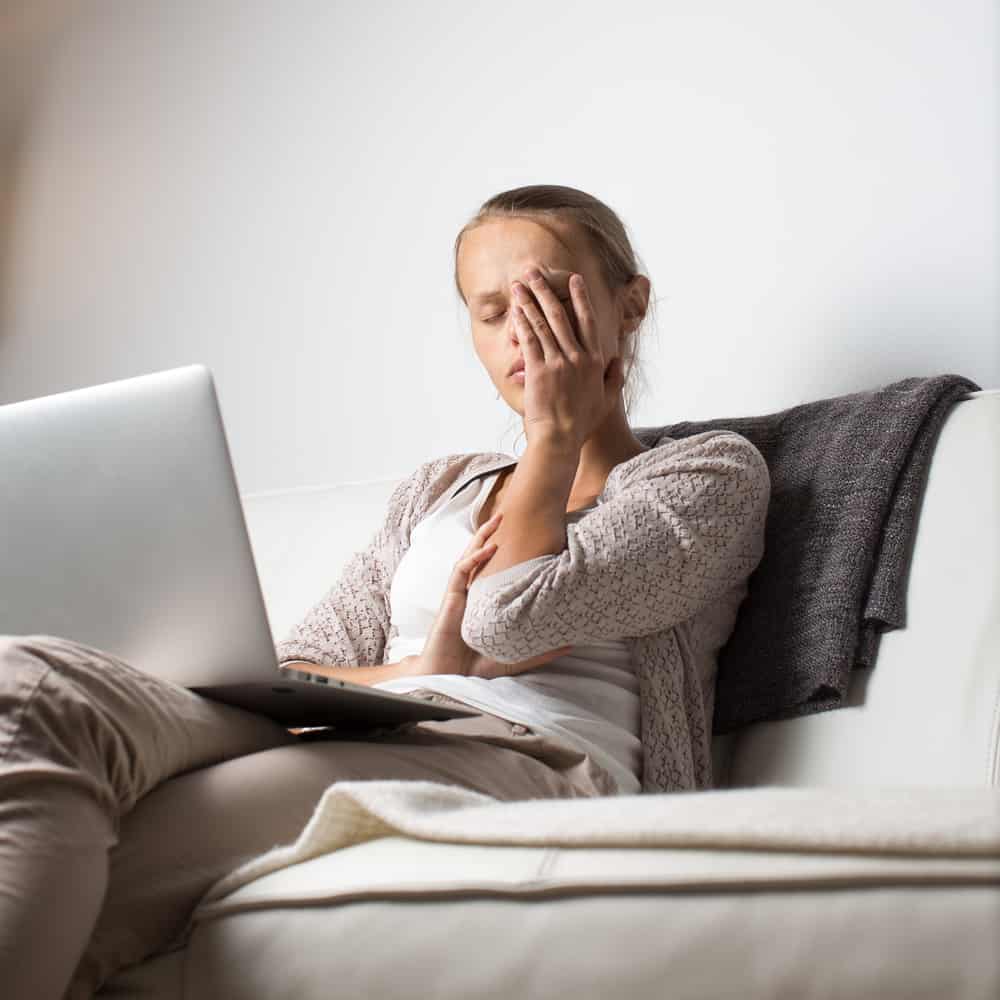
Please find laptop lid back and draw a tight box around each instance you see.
[0,364,280,688]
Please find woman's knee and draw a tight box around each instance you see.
[0,634,99,691]
[0,633,163,815]
[0,633,57,666]
[0,635,68,725]
[0,633,113,715]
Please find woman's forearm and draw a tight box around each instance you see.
[280,657,426,687]
[474,434,580,582]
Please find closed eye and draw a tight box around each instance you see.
[482,297,572,324]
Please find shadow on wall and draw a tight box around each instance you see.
[0,0,87,371]
[0,115,28,358]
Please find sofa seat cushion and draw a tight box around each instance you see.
[103,833,999,999]
[98,782,1000,999]
[199,832,1000,913]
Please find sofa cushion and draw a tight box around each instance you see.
[242,479,398,644]
[103,830,998,1000]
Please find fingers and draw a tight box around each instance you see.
[516,282,571,360]
[513,270,591,360]
[512,301,546,365]
[453,511,503,589]
[512,282,557,362]
[567,272,595,354]
[461,539,497,575]
[464,542,496,588]
[470,510,502,549]
[458,510,502,557]
[441,540,496,600]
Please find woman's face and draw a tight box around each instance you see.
[458,216,621,415]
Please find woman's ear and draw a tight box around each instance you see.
[622,275,650,333]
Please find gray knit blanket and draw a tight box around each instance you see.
[633,373,982,734]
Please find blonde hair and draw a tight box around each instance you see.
[453,184,659,440]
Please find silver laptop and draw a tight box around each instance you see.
[0,364,478,732]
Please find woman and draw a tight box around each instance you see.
[0,185,770,998]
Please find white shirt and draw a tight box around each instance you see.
[370,468,643,795]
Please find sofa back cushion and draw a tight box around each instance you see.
[243,479,398,648]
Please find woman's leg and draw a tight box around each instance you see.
[0,634,608,997]
[77,718,588,995]
[0,633,294,1000]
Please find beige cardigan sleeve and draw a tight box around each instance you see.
[460,431,771,664]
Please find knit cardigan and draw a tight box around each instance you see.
[275,430,771,794]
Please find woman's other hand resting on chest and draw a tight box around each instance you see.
[412,510,572,680]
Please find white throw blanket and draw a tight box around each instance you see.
[194,781,1000,918]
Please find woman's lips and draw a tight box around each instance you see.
[509,371,525,382]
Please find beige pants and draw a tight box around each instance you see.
[0,634,617,999]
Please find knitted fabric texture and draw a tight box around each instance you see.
[635,373,982,733]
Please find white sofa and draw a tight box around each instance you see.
[100,389,1000,999]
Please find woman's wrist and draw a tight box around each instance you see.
[526,427,585,459]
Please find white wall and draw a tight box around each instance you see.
[0,0,996,495]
